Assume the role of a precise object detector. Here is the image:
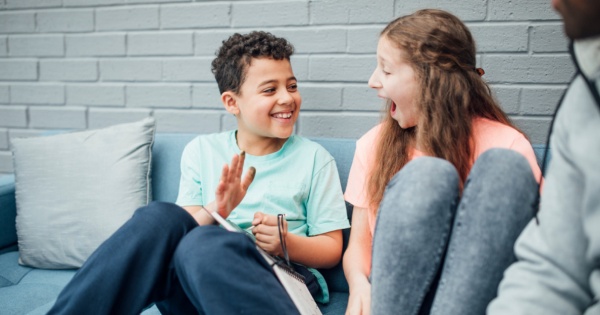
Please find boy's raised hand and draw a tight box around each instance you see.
[215,151,256,219]
[252,212,287,256]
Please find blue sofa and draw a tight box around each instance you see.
[0,134,356,315]
[0,133,548,315]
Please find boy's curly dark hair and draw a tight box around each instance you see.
[211,31,295,95]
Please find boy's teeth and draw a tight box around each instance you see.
[273,112,292,119]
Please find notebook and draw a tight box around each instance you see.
[204,208,323,315]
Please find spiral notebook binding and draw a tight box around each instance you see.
[271,256,306,283]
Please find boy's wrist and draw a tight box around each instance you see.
[195,203,218,226]
[202,201,217,214]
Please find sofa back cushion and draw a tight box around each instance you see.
[0,175,17,253]
[151,134,197,203]
[150,135,357,203]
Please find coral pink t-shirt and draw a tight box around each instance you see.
[344,117,542,238]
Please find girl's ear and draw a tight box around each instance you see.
[221,91,240,115]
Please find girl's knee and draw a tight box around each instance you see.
[469,149,536,189]
[474,148,531,175]
[378,157,459,226]
[384,157,459,206]
[388,156,458,189]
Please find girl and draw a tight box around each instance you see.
[343,9,542,315]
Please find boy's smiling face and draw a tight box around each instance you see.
[223,57,301,152]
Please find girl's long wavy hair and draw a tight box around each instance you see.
[368,9,521,213]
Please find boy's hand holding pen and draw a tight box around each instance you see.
[251,212,288,259]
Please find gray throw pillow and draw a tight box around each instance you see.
[11,118,155,269]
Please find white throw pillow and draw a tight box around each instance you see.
[11,118,155,269]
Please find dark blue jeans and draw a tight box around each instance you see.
[371,149,538,315]
[47,201,299,315]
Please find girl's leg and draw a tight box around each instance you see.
[170,225,300,315]
[371,157,460,315]
[48,201,198,315]
[430,148,538,315]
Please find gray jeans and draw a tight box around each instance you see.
[371,148,538,315]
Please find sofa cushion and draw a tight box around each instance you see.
[10,118,155,269]
[0,251,30,288]
[0,175,17,253]
[151,133,197,203]
[318,291,350,314]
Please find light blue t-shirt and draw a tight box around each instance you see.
[175,130,350,303]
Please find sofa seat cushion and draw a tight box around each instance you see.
[319,291,350,315]
[0,251,30,287]
[0,248,348,315]
[0,251,76,314]
[0,250,164,315]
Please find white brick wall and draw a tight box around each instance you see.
[66,33,126,56]
[96,6,159,31]
[40,59,98,81]
[128,32,193,56]
[100,58,162,81]
[89,107,151,129]
[232,1,308,27]
[0,59,37,80]
[38,9,94,32]
[29,106,87,129]
[0,106,27,127]
[0,84,8,103]
[11,83,65,104]
[0,36,6,56]
[67,84,125,106]
[161,3,230,29]
[0,0,572,174]
[127,84,192,108]
[9,34,64,56]
[0,12,36,33]
[0,128,7,150]
[395,0,488,20]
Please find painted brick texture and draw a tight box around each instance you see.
[0,0,571,174]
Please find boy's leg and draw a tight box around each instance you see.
[429,149,538,315]
[371,157,460,315]
[168,225,300,315]
[48,201,198,315]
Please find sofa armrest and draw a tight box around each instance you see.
[0,175,17,253]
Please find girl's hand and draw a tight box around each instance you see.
[251,212,287,256]
[346,278,371,315]
[215,152,256,219]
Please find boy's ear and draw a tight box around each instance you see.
[221,91,240,115]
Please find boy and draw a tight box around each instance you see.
[48,31,349,314]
